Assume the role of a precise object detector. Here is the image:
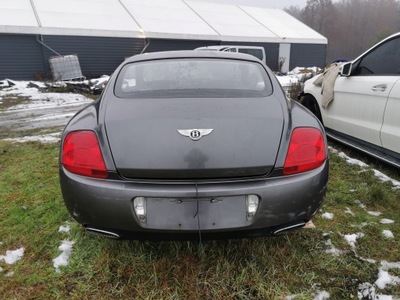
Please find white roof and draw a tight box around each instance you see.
[120,0,219,40]
[240,6,326,44]
[0,0,327,44]
[185,1,278,42]
[33,0,143,38]
[0,0,39,31]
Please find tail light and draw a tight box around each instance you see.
[62,131,108,179]
[283,127,326,175]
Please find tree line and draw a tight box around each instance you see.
[285,0,400,64]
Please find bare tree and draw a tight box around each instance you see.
[284,5,302,19]
[295,0,400,63]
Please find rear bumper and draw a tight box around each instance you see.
[60,160,328,239]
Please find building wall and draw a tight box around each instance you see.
[0,34,327,80]
[41,35,145,78]
[289,44,327,69]
[0,34,45,80]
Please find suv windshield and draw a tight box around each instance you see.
[115,58,273,98]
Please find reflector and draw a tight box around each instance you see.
[246,194,259,221]
[133,197,147,223]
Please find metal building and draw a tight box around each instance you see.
[0,0,327,80]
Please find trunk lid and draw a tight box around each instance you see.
[104,96,284,179]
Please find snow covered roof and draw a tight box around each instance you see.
[185,1,278,42]
[119,0,219,40]
[33,0,143,38]
[0,0,39,29]
[239,6,327,44]
[0,0,327,44]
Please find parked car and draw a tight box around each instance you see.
[195,45,266,64]
[300,32,400,168]
[59,50,328,240]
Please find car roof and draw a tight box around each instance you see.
[196,45,265,50]
[124,50,262,64]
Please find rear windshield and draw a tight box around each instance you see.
[114,58,273,98]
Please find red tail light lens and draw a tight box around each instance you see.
[62,131,108,179]
[283,128,326,175]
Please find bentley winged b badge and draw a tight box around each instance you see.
[177,129,213,141]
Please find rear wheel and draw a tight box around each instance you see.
[300,95,323,124]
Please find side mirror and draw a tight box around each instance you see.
[340,62,352,77]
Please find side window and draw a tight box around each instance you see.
[238,48,264,61]
[354,37,400,75]
[223,48,237,53]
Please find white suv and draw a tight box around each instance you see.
[300,32,400,167]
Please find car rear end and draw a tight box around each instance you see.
[59,51,328,239]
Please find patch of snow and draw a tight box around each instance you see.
[314,290,330,300]
[344,233,364,249]
[53,240,75,273]
[382,230,394,239]
[325,239,343,256]
[337,151,369,168]
[354,200,366,210]
[372,169,400,190]
[358,262,400,299]
[288,66,321,75]
[4,133,61,144]
[32,113,75,122]
[380,219,395,224]
[5,271,14,277]
[276,75,299,88]
[375,269,400,290]
[321,212,334,220]
[344,208,355,216]
[380,261,400,270]
[58,225,70,233]
[328,146,338,154]
[0,247,24,265]
[357,283,395,300]
[357,256,376,264]
[368,211,382,216]
[7,94,91,112]
[332,148,400,190]
[377,296,394,300]
[285,295,299,300]
[358,283,377,300]
[0,80,92,112]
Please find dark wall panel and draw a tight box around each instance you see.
[289,44,326,69]
[222,41,280,70]
[42,35,145,78]
[0,34,45,80]
[1,33,327,80]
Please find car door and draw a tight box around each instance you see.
[381,79,400,154]
[324,35,400,147]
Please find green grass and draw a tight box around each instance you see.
[0,140,399,299]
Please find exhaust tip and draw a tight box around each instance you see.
[273,222,307,236]
[85,227,120,239]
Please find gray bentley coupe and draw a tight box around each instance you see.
[59,50,329,240]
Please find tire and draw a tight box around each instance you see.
[300,94,323,124]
